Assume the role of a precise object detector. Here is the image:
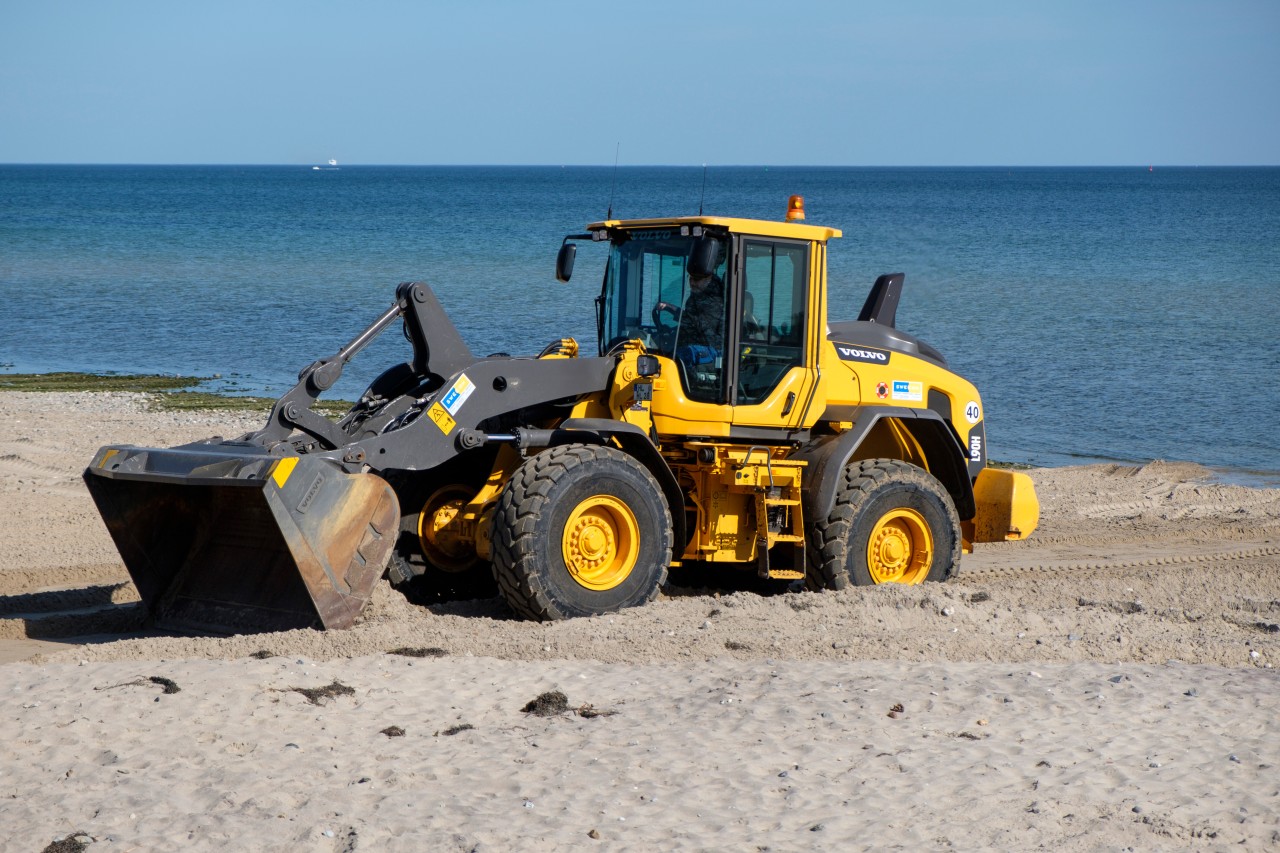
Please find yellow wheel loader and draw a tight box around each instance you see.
[84,197,1038,632]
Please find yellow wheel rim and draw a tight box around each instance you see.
[417,485,477,573]
[562,495,640,591]
[866,507,934,584]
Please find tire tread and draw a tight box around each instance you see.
[807,458,961,591]
[491,444,671,621]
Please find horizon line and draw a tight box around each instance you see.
[2,162,1278,169]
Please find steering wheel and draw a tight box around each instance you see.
[652,301,681,326]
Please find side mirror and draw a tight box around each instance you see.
[688,236,719,280]
[555,243,577,282]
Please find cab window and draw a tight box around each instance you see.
[600,230,729,404]
[738,240,807,405]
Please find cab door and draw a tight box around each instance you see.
[730,237,819,431]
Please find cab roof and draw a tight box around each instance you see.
[587,215,842,242]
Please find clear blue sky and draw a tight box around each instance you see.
[2,1,1277,166]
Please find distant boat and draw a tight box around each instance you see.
[312,159,339,171]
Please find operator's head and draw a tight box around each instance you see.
[688,238,723,291]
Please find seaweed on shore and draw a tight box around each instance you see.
[290,680,356,705]
[388,646,448,658]
[522,691,570,716]
[0,371,351,415]
[1,372,194,393]
[521,691,618,719]
[149,676,181,694]
[94,676,181,695]
[41,832,92,853]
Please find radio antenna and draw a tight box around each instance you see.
[698,163,708,215]
[606,142,620,220]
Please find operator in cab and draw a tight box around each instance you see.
[680,266,726,351]
[671,239,729,399]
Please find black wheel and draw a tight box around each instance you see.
[807,459,961,591]
[490,444,672,621]
[384,465,497,604]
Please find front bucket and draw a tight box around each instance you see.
[83,444,400,634]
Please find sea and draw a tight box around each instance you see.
[2,164,1278,483]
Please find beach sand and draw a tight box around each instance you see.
[2,391,1277,851]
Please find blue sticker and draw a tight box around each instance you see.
[441,374,475,416]
[891,380,923,402]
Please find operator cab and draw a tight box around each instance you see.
[581,222,810,408]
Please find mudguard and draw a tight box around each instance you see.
[792,407,976,528]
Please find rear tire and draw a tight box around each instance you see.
[490,444,672,621]
[807,459,961,591]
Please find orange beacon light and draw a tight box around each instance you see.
[786,195,805,221]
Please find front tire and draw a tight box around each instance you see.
[384,467,497,605]
[490,444,672,621]
[808,459,961,590]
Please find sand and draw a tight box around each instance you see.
[2,391,1277,851]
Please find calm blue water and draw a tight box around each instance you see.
[2,165,1278,482]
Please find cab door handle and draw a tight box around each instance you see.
[781,392,796,416]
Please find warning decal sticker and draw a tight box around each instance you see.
[427,403,456,435]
